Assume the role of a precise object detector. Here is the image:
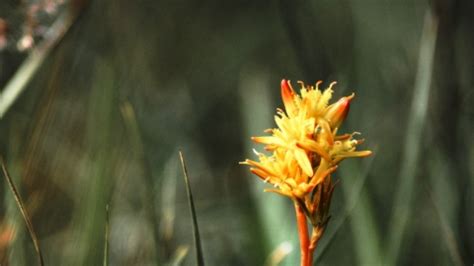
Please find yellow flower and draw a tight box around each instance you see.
[243,148,337,198]
[242,79,371,200]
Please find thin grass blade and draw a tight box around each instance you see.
[120,101,161,254]
[178,151,205,266]
[386,9,438,264]
[423,182,464,266]
[103,204,110,266]
[0,3,86,118]
[1,158,44,266]
[168,245,189,266]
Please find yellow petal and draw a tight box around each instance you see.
[309,165,337,189]
[293,148,313,177]
[297,140,331,162]
[332,150,372,164]
[264,188,294,198]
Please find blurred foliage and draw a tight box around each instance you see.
[0,0,473,265]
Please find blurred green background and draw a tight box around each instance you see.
[0,0,473,265]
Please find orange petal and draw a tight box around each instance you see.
[250,168,269,180]
[264,144,278,151]
[281,79,296,116]
[345,150,372,157]
[251,136,284,146]
[244,159,279,177]
[334,133,352,140]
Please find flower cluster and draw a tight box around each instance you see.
[242,79,371,226]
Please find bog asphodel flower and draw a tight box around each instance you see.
[241,78,371,266]
[241,79,371,201]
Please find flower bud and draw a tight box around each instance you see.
[280,79,296,116]
[324,93,354,129]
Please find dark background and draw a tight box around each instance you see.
[0,0,473,265]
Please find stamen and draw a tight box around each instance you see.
[316,80,323,90]
[252,149,261,156]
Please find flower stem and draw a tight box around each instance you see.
[308,226,325,265]
[294,202,310,266]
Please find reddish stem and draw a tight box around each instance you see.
[308,226,327,265]
[294,202,310,266]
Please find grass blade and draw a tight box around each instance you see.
[103,204,110,266]
[238,70,293,264]
[386,9,438,264]
[1,158,44,266]
[264,241,293,266]
[178,151,205,266]
[0,3,86,118]
[168,245,189,266]
[120,101,161,253]
[422,182,464,266]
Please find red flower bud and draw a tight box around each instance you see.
[280,79,296,116]
[324,93,354,129]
